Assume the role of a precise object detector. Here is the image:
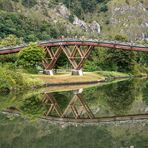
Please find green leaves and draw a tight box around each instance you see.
[0,67,23,92]
[17,43,45,71]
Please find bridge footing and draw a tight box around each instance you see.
[71,69,83,76]
[43,70,54,75]
[73,88,83,94]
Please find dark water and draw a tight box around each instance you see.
[0,78,148,148]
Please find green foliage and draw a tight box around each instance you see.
[106,35,137,72]
[106,49,138,72]
[0,0,147,74]
[84,61,101,71]
[114,34,128,41]
[0,35,23,64]
[84,47,107,71]
[0,67,23,92]
[131,64,148,75]
[68,14,74,23]
[0,34,23,47]
[58,0,110,19]
[80,0,96,13]
[22,0,37,8]
[0,11,68,42]
[0,66,42,92]
[100,4,108,12]
[55,52,68,69]
[17,43,45,71]
[0,54,17,64]
[96,71,129,78]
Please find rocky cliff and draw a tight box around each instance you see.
[0,0,148,42]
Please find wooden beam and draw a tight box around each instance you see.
[43,46,62,70]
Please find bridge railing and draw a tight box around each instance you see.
[0,38,148,51]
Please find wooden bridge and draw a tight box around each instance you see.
[0,39,148,75]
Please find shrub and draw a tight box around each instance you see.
[0,67,16,92]
[100,4,108,12]
[69,14,75,23]
[17,43,45,72]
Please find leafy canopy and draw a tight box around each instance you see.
[17,43,45,69]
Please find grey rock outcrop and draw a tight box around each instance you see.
[56,4,70,19]
[73,17,88,31]
[90,21,101,33]
[73,17,101,34]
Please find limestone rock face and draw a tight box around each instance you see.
[73,17,88,31]
[110,0,148,41]
[90,21,101,33]
[73,17,101,34]
[56,4,70,18]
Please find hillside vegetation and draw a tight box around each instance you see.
[0,0,148,42]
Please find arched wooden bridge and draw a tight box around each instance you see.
[0,39,148,75]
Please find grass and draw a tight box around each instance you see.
[0,69,133,93]
[96,71,129,78]
[23,71,131,86]
[26,72,105,84]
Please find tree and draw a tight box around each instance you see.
[0,35,23,64]
[106,35,138,72]
[17,43,45,72]
[0,34,23,47]
[100,4,108,12]
[81,0,96,13]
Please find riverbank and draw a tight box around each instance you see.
[0,67,42,93]
[25,71,130,86]
[0,68,147,93]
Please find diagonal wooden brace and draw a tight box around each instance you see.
[43,46,62,70]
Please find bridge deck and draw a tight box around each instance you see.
[0,39,148,55]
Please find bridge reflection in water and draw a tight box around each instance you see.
[38,88,148,123]
[4,87,148,123]
[43,89,94,119]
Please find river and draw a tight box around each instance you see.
[0,78,148,148]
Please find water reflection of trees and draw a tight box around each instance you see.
[83,79,148,115]
[0,78,148,119]
[105,79,148,114]
[104,80,136,114]
[20,94,46,119]
[143,82,148,105]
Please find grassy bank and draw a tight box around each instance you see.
[0,67,42,93]
[28,72,104,84]
[96,71,130,79]
[27,71,131,85]
[0,69,147,93]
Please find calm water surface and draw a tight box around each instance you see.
[0,78,148,148]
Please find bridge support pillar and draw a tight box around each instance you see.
[71,69,83,76]
[43,69,54,75]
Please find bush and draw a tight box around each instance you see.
[17,43,45,73]
[69,15,75,23]
[100,4,108,12]
[0,67,16,92]
[0,66,42,92]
